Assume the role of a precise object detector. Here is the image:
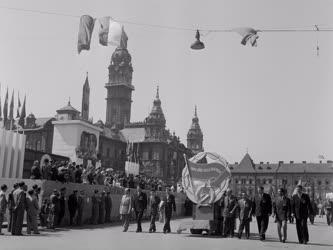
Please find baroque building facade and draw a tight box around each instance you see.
[230,153,333,199]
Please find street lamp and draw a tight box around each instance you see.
[191,30,205,50]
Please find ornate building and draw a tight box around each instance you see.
[102,42,193,183]
[120,87,191,183]
[187,106,204,154]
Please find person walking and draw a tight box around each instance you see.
[273,188,291,243]
[220,188,238,238]
[119,188,132,232]
[291,185,314,245]
[76,190,85,226]
[26,189,40,234]
[149,189,160,233]
[12,182,27,236]
[133,186,147,232]
[7,183,18,233]
[253,186,272,241]
[237,191,252,239]
[68,190,78,226]
[163,188,176,234]
[323,199,332,226]
[105,191,112,223]
[0,184,8,235]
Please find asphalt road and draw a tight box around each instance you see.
[1,217,332,250]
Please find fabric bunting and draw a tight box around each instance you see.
[98,17,127,48]
[233,27,259,47]
[77,15,95,54]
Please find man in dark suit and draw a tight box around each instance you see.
[253,186,272,241]
[291,185,314,244]
[133,186,147,232]
[238,191,252,239]
[220,188,238,237]
[12,182,26,235]
[273,188,291,243]
[163,188,176,234]
[148,189,160,233]
[68,190,78,226]
[7,183,18,233]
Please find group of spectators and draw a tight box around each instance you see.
[0,181,115,236]
[30,159,170,191]
[0,182,41,235]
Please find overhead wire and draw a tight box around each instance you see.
[1,5,333,34]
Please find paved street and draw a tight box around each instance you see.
[1,217,332,250]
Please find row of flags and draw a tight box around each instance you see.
[77,15,128,54]
[0,85,26,129]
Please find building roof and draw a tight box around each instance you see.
[56,101,80,114]
[230,153,256,173]
[35,117,55,127]
[255,163,279,173]
[121,127,146,143]
[277,162,333,173]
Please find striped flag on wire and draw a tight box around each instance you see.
[16,92,21,118]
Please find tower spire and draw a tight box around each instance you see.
[156,85,159,99]
[194,105,197,117]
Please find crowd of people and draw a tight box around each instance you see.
[0,180,184,236]
[30,159,169,191]
[215,185,333,245]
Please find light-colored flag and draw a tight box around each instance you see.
[98,17,124,47]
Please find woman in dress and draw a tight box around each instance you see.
[119,188,132,232]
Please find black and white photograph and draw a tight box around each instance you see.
[0,0,333,249]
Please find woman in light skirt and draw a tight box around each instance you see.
[119,188,132,232]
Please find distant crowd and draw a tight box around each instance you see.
[30,159,173,191]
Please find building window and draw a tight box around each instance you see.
[241,179,246,184]
[36,141,41,151]
[142,151,149,160]
[235,179,238,185]
[318,180,322,186]
[153,151,159,160]
[326,180,330,185]
[249,179,253,185]
[268,179,272,184]
[294,180,298,185]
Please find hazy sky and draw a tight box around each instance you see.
[1,0,333,163]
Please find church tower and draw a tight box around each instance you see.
[105,45,134,129]
[81,73,90,121]
[187,106,204,154]
[145,86,166,141]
